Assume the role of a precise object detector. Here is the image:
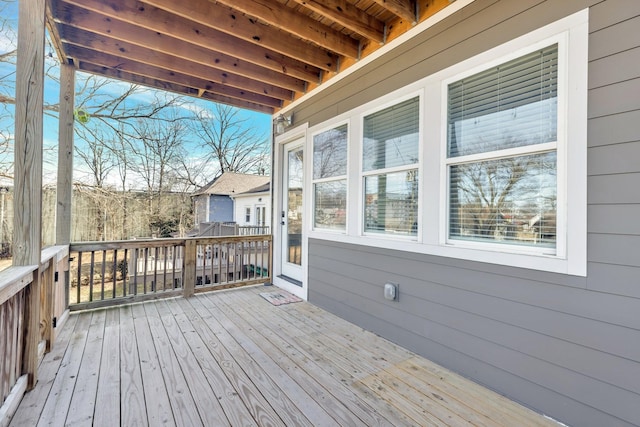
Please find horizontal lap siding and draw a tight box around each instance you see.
[587,1,640,294]
[300,0,640,426]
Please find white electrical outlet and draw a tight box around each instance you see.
[384,283,398,301]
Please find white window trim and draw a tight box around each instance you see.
[359,90,424,239]
[439,34,566,258]
[310,120,350,233]
[305,9,587,276]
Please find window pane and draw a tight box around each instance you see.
[449,152,556,248]
[448,45,558,157]
[313,124,348,179]
[314,180,347,230]
[365,170,418,236]
[363,97,420,171]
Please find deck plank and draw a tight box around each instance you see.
[9,314,78,426]
[164,299,259,427]
[242,290,420,426]
[204,292,338,426]
[384,363,503,427]
[66,309,107,426]
[174,296,286,427]
[223,288,397,427]
[143,302,204,427]
[10,286,560,427]
[153,300,230,426]
[186,295,311,427]
[35,311,92,427]
[131,303,175,426]
[212,290,366,426]
[93,308,120,427]
[398,357,558,427]
[118,305,148,427]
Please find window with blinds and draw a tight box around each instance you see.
[447,45,558,249]
[363,97,419,236]
[313,124,348,230]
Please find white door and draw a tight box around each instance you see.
[280,141,304,283]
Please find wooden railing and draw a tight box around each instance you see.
[69,235,272,310]
[186,235,272,296]
[238,225,270,236]
[196,222,270,237]
[0,245,69,424]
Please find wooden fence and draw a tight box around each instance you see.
[69,235,272,310]
[0,245,68,424]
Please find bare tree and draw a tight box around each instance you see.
[192,104,269,177]
[130,113,189,236]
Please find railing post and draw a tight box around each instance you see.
[268,237,273,283]
[183,239,197,297]
[41,261,55,352]
[22,272,40,389]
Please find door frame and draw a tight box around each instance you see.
[280,142,304,280]
[272,123,309,300]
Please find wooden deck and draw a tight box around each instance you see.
[9,286,558,426]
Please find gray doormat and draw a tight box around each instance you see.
[259,291,302,306]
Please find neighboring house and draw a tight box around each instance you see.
[231,181,271,229]
[270,2,640,426]
[192,172,270,225]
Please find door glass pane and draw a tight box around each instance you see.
[287,149,303,265]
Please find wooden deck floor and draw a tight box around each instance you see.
[9,286,558,426]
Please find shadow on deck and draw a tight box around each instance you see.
[9,286,558,426]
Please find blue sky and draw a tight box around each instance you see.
[0,0,272,186]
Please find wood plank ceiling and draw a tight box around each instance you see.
[46,0,455,114]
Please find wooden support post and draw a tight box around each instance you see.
[14,0,46,390]
[183,239,197,297]
[56,63,75,313]
[56,64,75,246]
[14,0,45,264]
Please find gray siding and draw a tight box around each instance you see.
[299,0,640,426]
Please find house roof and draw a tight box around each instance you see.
[194,172,270,196]
[240,181,271,195]
[45,0,460,114]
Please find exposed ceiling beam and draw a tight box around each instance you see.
[140,0,339,71]
[55,0,322,83]
[77,59,282,108]
[291,0,385,43]
[51,3,307,92]
[60,31,295,101]
[371,0,416,23]
[211,0,361,58]
[78,61,276,113]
